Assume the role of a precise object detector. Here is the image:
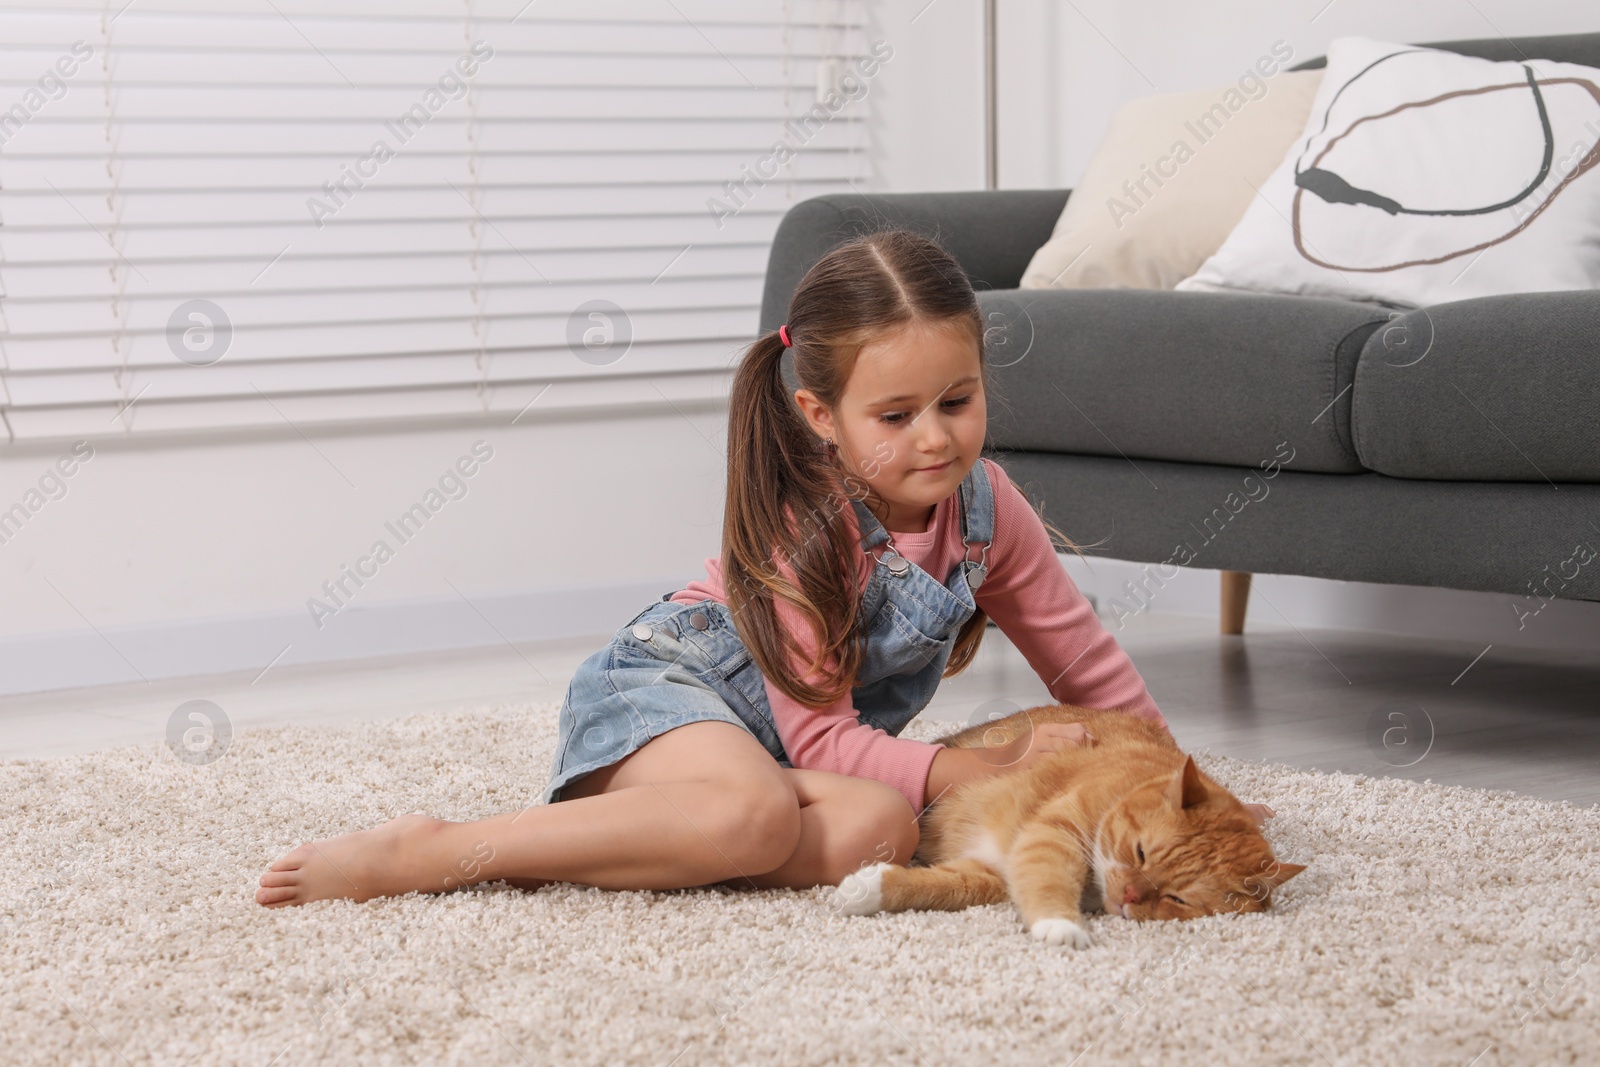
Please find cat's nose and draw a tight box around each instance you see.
[1122,883,1143,906]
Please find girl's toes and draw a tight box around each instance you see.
[265,844,311,872]
[256,885,300,907]
[253,814,446,907]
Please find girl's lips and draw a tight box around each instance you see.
[913,460,952,473]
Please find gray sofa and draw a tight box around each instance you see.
[758,30,1600,630]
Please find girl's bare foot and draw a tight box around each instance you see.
[257,813,453,908]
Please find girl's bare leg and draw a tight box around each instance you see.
[727,768,921,890]
[256,722,804,907]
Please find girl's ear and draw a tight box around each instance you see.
[793,389,835,441]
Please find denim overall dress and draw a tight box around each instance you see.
[539,457,998,806]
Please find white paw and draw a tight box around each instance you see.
[833,862,893,916]
[1030,917,1092,949]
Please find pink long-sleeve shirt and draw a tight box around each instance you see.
[670,457,1166,812]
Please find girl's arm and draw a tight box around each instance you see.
[768,681,1033,813]
[975,460,1168,728]
[764,678,949,815]
[757,548,968,815]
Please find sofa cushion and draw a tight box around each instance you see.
[980,289,1388,473]
[1020,69,1324,291]
[1177,36,1600,309]
[1351,291,1600,481]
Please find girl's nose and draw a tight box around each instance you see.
[916,419,951,452]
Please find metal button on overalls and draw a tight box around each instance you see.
[632,623,653,641]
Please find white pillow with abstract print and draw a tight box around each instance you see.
[1175,36,1600,308]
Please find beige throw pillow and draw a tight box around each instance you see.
[1021,69,1325,290]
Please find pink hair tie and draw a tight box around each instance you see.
[778,324,792,348]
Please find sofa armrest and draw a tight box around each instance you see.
[758,189,1071,332]
[1351,289,1600,482]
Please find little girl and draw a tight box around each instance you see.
[257,230,1197,908]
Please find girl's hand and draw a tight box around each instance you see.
[975,722,1096,776]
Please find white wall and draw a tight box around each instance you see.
[0,406,729,693]
[865,0,987,191]
[3,0,1597,696]
[868,0,1600,190]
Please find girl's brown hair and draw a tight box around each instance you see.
[723,229,1088,709]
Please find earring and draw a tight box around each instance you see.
[817,436,837,456]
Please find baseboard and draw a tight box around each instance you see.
[0,579,679,698]
[1064,556,1600,652]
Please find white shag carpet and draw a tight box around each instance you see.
[2,701,1597,1067]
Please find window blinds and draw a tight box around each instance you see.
[0,0,873,443]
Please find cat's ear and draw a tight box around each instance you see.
[1241,860,1306,904]
[1166,755,1210,811]
[1265,862,1306,887]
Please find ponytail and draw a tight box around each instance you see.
[723,328,867,708]
[722,229,1009,707]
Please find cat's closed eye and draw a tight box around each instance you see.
[1163,893,1186,905]
[1135,843,1145,864]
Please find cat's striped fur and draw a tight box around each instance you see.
[835,704,1305,949]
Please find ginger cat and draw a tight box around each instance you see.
[835,704,1306,949]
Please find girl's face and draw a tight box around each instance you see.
[794,319,987,532]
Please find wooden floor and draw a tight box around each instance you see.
[3,611,1596,808]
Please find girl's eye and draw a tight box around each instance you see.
[1135,844,1145,864]
[877,395,973,425]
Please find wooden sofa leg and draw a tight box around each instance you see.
[1220,571,1251,635]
